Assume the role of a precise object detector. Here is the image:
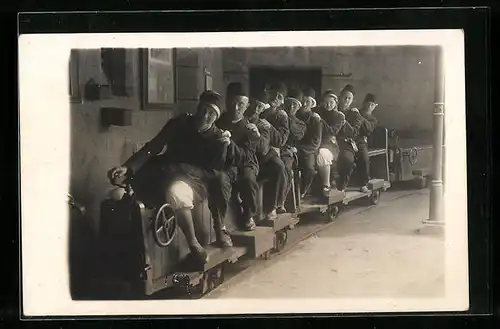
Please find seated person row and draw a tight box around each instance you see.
[107,90,245,267]
[315,85,378,196]
[259,83,317,207]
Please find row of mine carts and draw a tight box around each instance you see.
[68,127,433,300]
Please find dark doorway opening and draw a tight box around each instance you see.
[249,67,322,98]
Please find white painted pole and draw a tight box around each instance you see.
[424,46,445,226]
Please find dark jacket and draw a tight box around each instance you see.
[216,113,260,173]
[355,111,378,145]
[246,113,272,163]
[281,115,307,159]
[315,106,360,153]
[260,106,290,152]
[124,113,229,175]
[122,113,231,205]
[296,109,322,155]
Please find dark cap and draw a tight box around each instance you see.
[322,89,338,103]
[199,90,224,116]
[341,84,355,95]
[363,93,376,103]
[226,82,248,98]
[252,89,270,105]
[287,88,304,104]
[268,82,288,96]
[303,87,316,99]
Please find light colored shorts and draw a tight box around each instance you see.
[166,180,195,210]
[316,147,339,166]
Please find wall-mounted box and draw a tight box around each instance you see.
[100,107,133,127]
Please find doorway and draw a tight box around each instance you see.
[249,66,322,98]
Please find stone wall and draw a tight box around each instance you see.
[221,46,437,131]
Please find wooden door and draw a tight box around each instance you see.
[249,67,322,98]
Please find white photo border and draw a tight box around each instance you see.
[19,29,468,316]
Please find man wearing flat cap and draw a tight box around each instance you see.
[107,90,236,267]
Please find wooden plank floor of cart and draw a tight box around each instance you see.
[298,189,345,216]
[175,244,248,273]
[260,213,300,231]
[343,178,391,205]
[162,244,247,293]
[230,226,275,259]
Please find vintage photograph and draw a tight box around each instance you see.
[20,30,468,316]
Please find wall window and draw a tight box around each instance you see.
[140,48,176,111]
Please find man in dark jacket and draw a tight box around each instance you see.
[315,88,360,196]
[296,88,322,198]
[261,82,290,158]
[260,82,294,211]
[336,84,368,192]
[354,93,378,192]
[216,82,261,230]
[279,88,307,207]
[107,90,234,266]
[245,89,289,216]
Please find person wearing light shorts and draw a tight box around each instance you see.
[314,90,345,197]
[108,90,235,267]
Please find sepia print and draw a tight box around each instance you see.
[19,30,468,316]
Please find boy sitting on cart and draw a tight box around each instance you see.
[216,82,262,231]
[314,89,349,197]
[353,93,379,192]
[295,87,323,198]
[107,90,239,267]
[259,83,293,210]
[245,89,289,217]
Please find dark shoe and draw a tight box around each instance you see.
[321,186,331,198]
[190,245,209,266]
[276,207,287,214]
[215,227,233,249]
[244,217,256,231]
[301,190,312,199]
[265,209,277,219]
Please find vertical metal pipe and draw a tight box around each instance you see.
[427,46,445,224]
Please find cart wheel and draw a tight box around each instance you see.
[207,264,225,289]
[216,264,225,287]
[207,268,220,292]
[273,229,288,253]
[153,203,177,247]
[189,273,208,299]
[370,190,381,205]
[326,205,340,222]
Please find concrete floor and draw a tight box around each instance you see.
[206,188,445,299]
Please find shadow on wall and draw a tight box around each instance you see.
[67,47,224,298]
[67,48,166,298]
